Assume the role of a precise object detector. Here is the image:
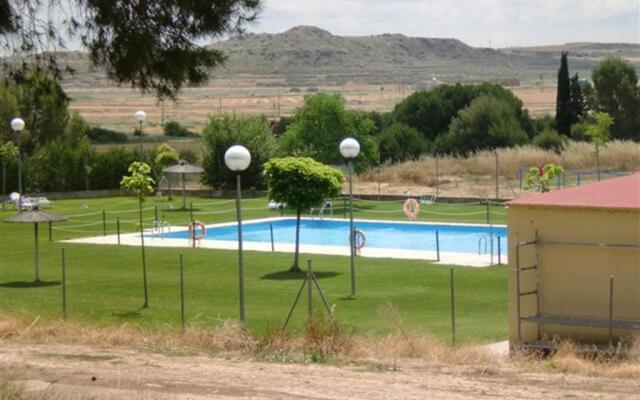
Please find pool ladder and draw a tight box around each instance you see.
[478,236,489,255]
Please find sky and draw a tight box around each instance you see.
[249,0,640,47]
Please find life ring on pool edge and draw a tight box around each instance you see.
[403,198,420,221]
[188,221,206,241]
[352,228,366,255]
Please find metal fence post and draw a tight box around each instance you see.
[495,151,499,200]
[269,223,275,252]
[116,218,121,245]
[190,202,194,221]
[154,205,159,222]
[102,210,106,236]
[48,221,52,242]
[307,260,313,327]
[608,275,614,345]
[485,201,490,224]
[518,168,523,189]
[450,267,456,347]
[497,236,502,265]
[435,230,440,262]
[180,254,185,331]
[61,248,67,320]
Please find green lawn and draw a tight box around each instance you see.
[0,196,507,344]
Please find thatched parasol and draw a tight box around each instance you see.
[163,160,204,209]
[5,210,66,282]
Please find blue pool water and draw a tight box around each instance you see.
[156,218,507,255]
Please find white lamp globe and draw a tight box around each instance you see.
[11,118,25,132]
[224,145,251,172]
[134,110,147,123]
[339,137,360,159]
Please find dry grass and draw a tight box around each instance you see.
[1,314,640,380]
[362,141,640,186]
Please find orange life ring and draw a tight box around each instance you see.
[188,221,206,240]
[403,198,420,221]
[351,228,366,254]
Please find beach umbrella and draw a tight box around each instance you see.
[4,210,66,282]
[163,160,204,209]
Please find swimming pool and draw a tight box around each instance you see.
[155,218,507,255]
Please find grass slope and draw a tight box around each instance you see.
[0,196,507,344]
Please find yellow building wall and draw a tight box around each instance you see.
[507,206,640,346]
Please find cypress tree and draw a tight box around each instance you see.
[555,52,572,134]
[569,73,585,124]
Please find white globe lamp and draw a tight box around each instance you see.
[340,138,360,159]
[11,118,25,132]
[134,110,147,123]
[224,145,251,172]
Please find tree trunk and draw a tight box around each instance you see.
[290,209,302,272]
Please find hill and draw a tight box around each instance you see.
[41,26,638,89]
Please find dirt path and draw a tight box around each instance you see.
[1,343,638,399]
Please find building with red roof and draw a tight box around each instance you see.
[507,173,640,350]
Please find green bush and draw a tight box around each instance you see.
[87,127,128,144]
[164,120,197,137]
[532,130,565,153]
[392,83,533,143]
[570,120,589,141]
[278,92,378,172]
[178,148,199,164]
[90,147,139,190]
[201,115,275,189]
[378,123,427,163]
[441,95,529,155]
[25,140,95,192]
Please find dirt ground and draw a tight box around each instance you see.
[2,342,639,399]
[66,82,555,134]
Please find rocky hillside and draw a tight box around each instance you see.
[13,26,640,88]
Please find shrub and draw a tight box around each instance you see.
[178,148,199,164]
[392,82,533,142]
[87,127,128,144]
[164,120,197,137]
[570,121,589,141]
[378,123,427,163]
[532,130,565,153]
[90,147,138,190]
[201,115,275,189]
[442,95,529,155]
[25,140,96,192]
[278,92,378,172]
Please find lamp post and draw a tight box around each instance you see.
[340,137,360,296]
[10,118,25,212]
[134,110,146,158]
[224,145,251,323]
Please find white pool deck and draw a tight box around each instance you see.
[63,217,506,268]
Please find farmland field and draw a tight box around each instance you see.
[66,80,556,134]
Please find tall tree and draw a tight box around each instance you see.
[279,93,378,172]
[555,52,572,135]
[569,74,585,124]
[201,115,275,189]
[0,0,261,99]
[592,57,640,140]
